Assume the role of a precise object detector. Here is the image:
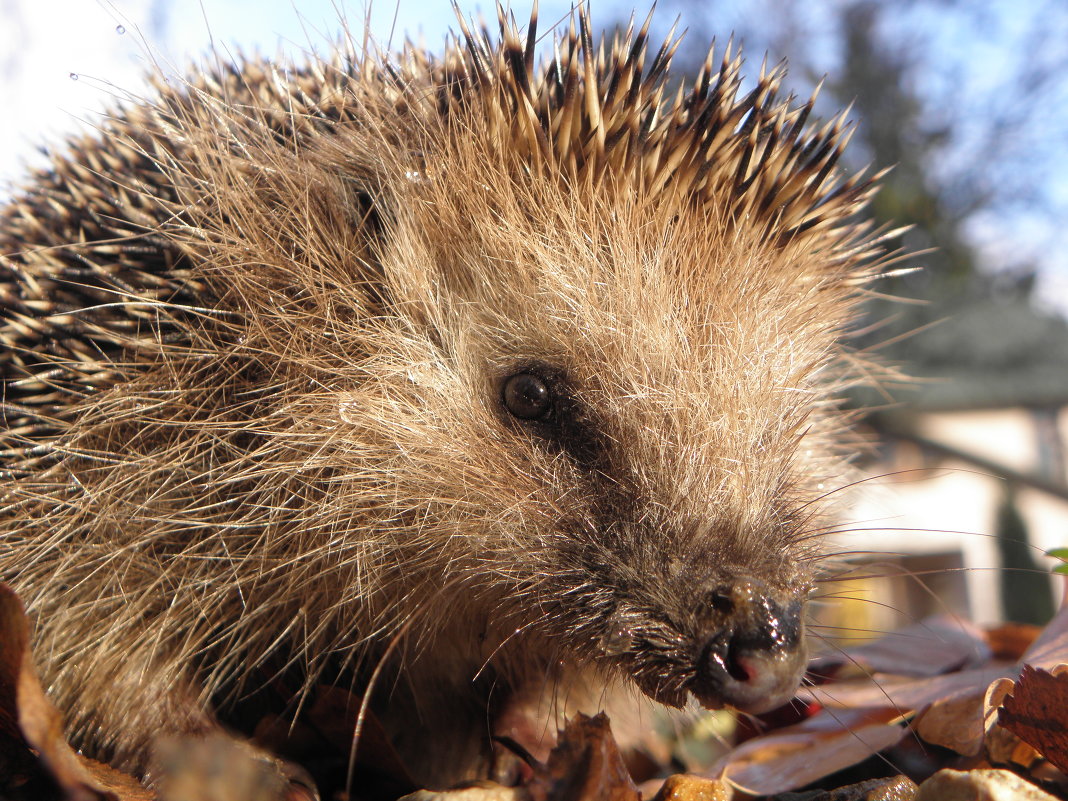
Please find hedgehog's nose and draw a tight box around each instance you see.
[690,580,806,714]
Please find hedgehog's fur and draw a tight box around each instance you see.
[0,5,884,794]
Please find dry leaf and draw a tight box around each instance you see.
[1015,602,1068,671]
[798,600,1068,762]
[0,583,117,801]
[982,677,1017,729]
[810,616,990,678]
[799,665,1013,715]
[713,707,907,795]
[79,760,155,801]
[398,784,528,801]
[998,665,1068,775]
[528,713,639,801]
[912,688,991,756]
[985,623,1043,661]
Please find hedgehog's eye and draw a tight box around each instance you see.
[503,373,551,420]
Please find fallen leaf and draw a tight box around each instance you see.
[0,583,116,801]
[799,665,1013,716]
[984,623,1042,661]
[398,783,527,801]
[913,687,991,756]
[982,677,1017,727]
[998,665,1068,775]
[528,713,639,801]
[797,600,1068,761]
[713,707,907,795]
[0,583,31,738]
[79,760,155,801]
[1016,601,1068,672]
[810,615,990,678]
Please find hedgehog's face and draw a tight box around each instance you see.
[489,358,813,713]
[365,164,859,715]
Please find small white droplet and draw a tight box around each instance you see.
[69,72,79,81]
[115,24,126,35]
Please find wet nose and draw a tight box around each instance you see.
[690,580,807,714]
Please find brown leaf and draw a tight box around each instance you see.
[985,623,1043,661]
[528,713,639,801]
[810,615,990,678]
[79,759,155,801]
[1015,600,1068,671]
[981,677,1017,728]
[799,603,1068,759]
[998,664,1068,775]
[912,688,990,756]
[805,601,1068,718]
[799,665,1013,717]
[713,707,907,795]
[0,583,118,801]
[713,600,1068,792]
[0,582,30,737]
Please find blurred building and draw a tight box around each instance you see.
[826,294,1068,641]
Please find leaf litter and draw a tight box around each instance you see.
[3,579,1068,800]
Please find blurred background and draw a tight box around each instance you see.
[2,0,1068,640]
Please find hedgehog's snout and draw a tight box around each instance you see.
[689,580,807,714]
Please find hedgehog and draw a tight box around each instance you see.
[0,5,885,798]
